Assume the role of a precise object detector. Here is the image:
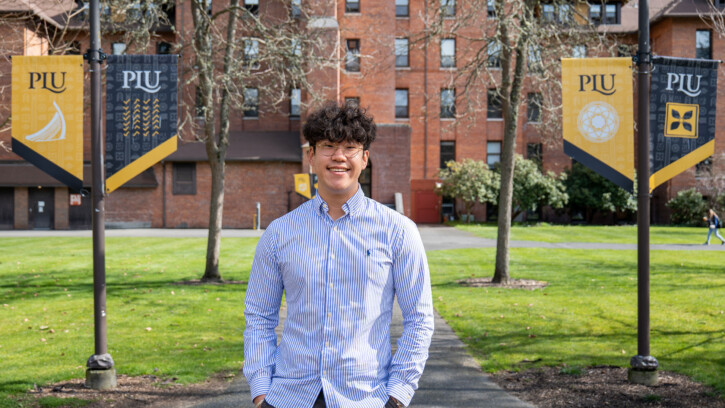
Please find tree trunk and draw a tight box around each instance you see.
[198,0,238,282]
[493,8,530,284]
[202,156,225,281]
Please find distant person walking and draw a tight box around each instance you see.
[703,209,725,245]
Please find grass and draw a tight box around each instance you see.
[426,247,725,396]
[454,223,711,245]
[0,237,257,407]
[1,234,723,406]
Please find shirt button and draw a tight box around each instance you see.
[330,254,335,260]
[328,312,331,317]
[323,370,327,376]
[325,342,329,347]
[333,226,338,231]
[329,283,333,288]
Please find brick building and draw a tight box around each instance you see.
[0,0,723,229]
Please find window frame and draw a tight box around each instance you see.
[346,39,361,72]
[395,88,409,119]
[487,89,502,120]
[440,88,456,119]
[487,141,501,168]
[290,88,301,118]
[345,0,360,13]
[291,0,301,17]
[527,93,542,123]
[396,0,409,17]
[440,38,456,68]
[244,0,259,15]
[172,162,197,195]
[243,87,259,118]
[440,141,456,169]
[441,0,455,17]
[696,30,712,60]
[487,41,501,68]
[112,42,126,55]
[395,38,409,68]
[243,38,260,68]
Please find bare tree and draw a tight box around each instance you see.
[424,0,609,283]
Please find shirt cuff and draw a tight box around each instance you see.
[248,376,271,402]
[387,380,415,407]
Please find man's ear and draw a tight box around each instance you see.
[361,149,370,169]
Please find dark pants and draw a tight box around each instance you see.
[262,391,400,408]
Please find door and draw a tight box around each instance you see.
[28,188,54,230]
[414,190,440,224]
[69,189,92,230]
[0,188,13,229]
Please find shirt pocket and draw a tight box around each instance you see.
[363,248,393,292]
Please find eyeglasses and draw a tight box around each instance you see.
[316,143,364,158]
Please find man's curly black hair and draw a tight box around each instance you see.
[302,101,377,151]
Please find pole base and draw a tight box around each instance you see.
[628,368,658,386]
[85,368,117,390]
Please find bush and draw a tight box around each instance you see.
[666,188,707,226]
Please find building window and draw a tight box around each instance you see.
[395,89,409,118]
[527,143,542,168]
[441,0,455,17]
[112,42,126,55]
[487,41,501,68]
[487,141,501,168]
[346,0,360,13]
[487,0,495,18]
[696,155,712,176]
[487,89,502,120]
[542,4,554,22]
[244,0,259,15]
[696,30,712,59]
[441,38,455,68]
[203,0,212,15]
[345,97,360,107]
[542,3,570,24]
[528,44,541,70]
[290,89,301,118]
[572,44,587,58]
[346,39,360,72]
[173,163,196,195]
[590,3,620,25]
[527,93,541,123]
[395,38,409,67]
[157,42,172,54]
[440,89,455,119]
[396,0,408,17]
[243,38,259,68]
[195,87,205,118]
[440,141,455,168]
[243,87,259,118]
[291,0,301,17]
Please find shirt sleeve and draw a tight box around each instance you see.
[387,219,435,406]
[243,226,284,401]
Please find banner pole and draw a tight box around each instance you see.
[629,0,658,385]
[85,0,116,390]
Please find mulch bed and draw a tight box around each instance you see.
[490,366,725,408]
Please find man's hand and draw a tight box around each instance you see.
[388,396,405,408]
[253,394,266,407]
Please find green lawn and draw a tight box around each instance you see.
[0,237,257,407]
[0,235,723,406]
[427,247,725,396]
[454,223,711,245]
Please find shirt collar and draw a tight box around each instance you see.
[313,184,366,218]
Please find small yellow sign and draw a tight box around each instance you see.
[664,102,698,139]
[294,173,317,199]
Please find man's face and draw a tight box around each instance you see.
[308,140,369,201]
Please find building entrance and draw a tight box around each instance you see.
[28,188,54,230]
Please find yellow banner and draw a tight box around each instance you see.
[562,58,634,192]
[294,173,317,199]
[12,56,84,191]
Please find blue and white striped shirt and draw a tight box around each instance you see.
[244,187,434,408]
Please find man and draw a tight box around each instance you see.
[244,102,434,408]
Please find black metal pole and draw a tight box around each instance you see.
[630,0,658,383]
[85,0,115,388]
